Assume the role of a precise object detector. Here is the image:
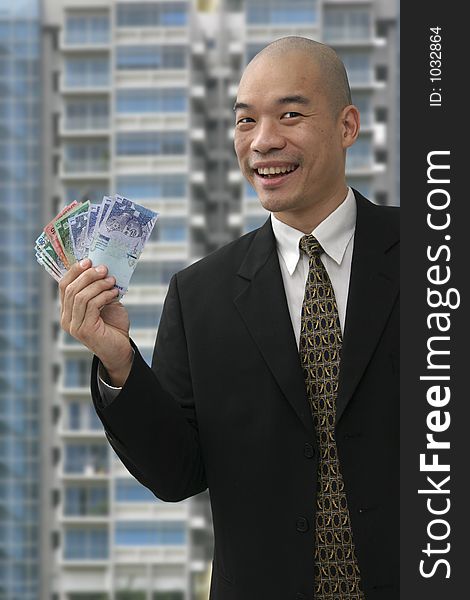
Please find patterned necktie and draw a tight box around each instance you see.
[299,234,364,600]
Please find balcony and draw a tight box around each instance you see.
[114,154,189,174]
[345,155,374,174]
[60,159,109,180]
[61,66,110,93]
[60,427,105,439]
[62,14,110,50]
[61,116,110,137]
[115,112,188,132]
[114,545,187,565]
[62,35,110,51]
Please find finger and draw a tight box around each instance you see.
[71,287,120,346]
[59,258,92,308]
[68,276,117,334]
[60,264,109,330]
[62,270,114,335]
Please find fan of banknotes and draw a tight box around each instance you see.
[35,195,159,298]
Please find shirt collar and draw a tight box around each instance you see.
[270,187,357,275]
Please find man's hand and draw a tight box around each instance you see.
[59,258,133,387]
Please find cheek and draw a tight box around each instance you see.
[234,134,249,160]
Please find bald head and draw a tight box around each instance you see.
[246,36,352,118]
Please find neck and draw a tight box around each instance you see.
[273,185,349,233]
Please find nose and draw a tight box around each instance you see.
[250,118,286,154]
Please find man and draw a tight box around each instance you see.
[60,37,399,599]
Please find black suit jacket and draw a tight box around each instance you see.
[91,191,399,600]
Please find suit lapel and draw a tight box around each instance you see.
[336,192,399,423]
[233,219,314,435]
[232,192,399,432]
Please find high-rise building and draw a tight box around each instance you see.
[40,1,399,599]
[0,2,42,599]
[43,2,212,599]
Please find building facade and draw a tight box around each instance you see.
[0,2,42,599]
[39,1,399,599]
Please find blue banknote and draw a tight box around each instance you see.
[88,196,159,296]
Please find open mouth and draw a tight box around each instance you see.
[254,164,299,179]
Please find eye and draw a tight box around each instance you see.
[282,111,302,119]
[236,117,255,125]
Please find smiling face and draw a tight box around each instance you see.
[233,50,360,232]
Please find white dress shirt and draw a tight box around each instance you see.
[98,188,357,400]
[271,187,356,347]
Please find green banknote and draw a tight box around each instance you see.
[54,201,90,268]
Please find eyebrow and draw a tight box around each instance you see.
[233,95,311,112]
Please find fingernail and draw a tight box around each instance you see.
[80,259,90,268]
[104,276,114,283]
[95,265,107,274]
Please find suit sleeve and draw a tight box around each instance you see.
[90,273,207,502]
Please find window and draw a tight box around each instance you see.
[347,178,372,199]
[66,401,102,431]
[116,593,145,600]
[64,443,108,475]
[65,13,110,45]
[116,46,186,70]
[116,132,185,156]
[244,215,268,233]
[374,149,387,165]
[64,99,109,130]
[63,142,108,173]
[245,182,258,198]
[338,52,371,85]
[126,305,162,330]
[64,58,109,88]
[324,9,371,42]
[116,175,187,199]
[115,478,157,502]
[375,65,388,82]
[246,0,317,25]
[64,358,91,388]
[346,136,372,170]
[64,484,109,516]
[115,521,185,546]
[68,594,109,600]
[68,402,81,430]
[117,3,187,27]
[351,93,372,127]
[155,218,187,242]
[116,88,187,113]
[131,261,186,287]
[65,185,108,204]
[245,44,264,64]
[64,527,109,560]
[375,107,388,123]
[376,20,389,39]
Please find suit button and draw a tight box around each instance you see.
[296,517,309,532]
[304,443,314,458]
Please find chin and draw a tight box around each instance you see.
[258,195,296,214]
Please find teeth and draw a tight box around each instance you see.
[257,165,297,175]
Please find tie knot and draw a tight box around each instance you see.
[299,234,323,258]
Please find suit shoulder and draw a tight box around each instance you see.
[354,190,399,235]
[371,201,399,228]
[175,222,266,284]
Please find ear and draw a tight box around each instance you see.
[340,105,360,149]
